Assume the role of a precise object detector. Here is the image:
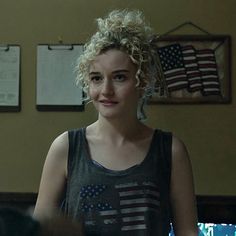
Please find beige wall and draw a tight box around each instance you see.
[0,0,235,195]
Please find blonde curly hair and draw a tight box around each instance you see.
[75,9,160,119]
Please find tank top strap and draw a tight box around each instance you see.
[67,128,86,176]
[62,128,85,214]
[154,129,173,229]
[155,129,172,186]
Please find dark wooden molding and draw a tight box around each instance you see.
[197,195,236,224]
[0,192,37,210]
[0,193,235,223]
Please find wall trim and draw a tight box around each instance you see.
[0,193,235,223]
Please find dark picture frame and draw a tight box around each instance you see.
[150,35,231,104]
[0,45,21,112]
[36,44,84,111]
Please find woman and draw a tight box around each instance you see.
[34,9,198,235]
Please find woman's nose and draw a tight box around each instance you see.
[101,79,114,96]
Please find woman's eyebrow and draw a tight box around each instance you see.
[89,71,101,75]
[112,69,129,74]
[89,69,130,76]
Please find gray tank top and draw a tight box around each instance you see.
[64,128,172,236]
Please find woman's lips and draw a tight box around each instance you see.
[99,100,118,106]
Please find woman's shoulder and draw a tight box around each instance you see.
[53,128,84,147]
[44,132,69,165]
[155,129,185,150]
[155,129,188,160]
[171,135,188,156]
[170,134,191,168]
[51,131,69,149]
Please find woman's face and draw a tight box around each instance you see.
[88,49,141,120]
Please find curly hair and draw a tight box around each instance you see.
[75,9,161,119]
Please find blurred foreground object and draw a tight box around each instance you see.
[0,207,40,236]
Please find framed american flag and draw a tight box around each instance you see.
[150,35,231,104]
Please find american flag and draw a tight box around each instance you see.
[158,44,188,92]
[158,43,221,96]
[196,48,221,96]
[79,181,160,232]
[181,45,202,92]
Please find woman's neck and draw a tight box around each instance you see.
[88,115,152,145]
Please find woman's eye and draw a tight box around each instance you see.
[90,76,102,83]
[114,74,126,81]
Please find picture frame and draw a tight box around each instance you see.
[0,45,21,112]
[36,44,84,111]
[150,35,231,104]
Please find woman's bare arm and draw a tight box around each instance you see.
[33,132,68,222]
[170,136,198,236]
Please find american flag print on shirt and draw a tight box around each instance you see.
[79,181,160,232]
[158,43,221,96]
[115,181,160,231]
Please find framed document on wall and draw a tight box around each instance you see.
[0,45,20,112]
[36,44,84,111]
